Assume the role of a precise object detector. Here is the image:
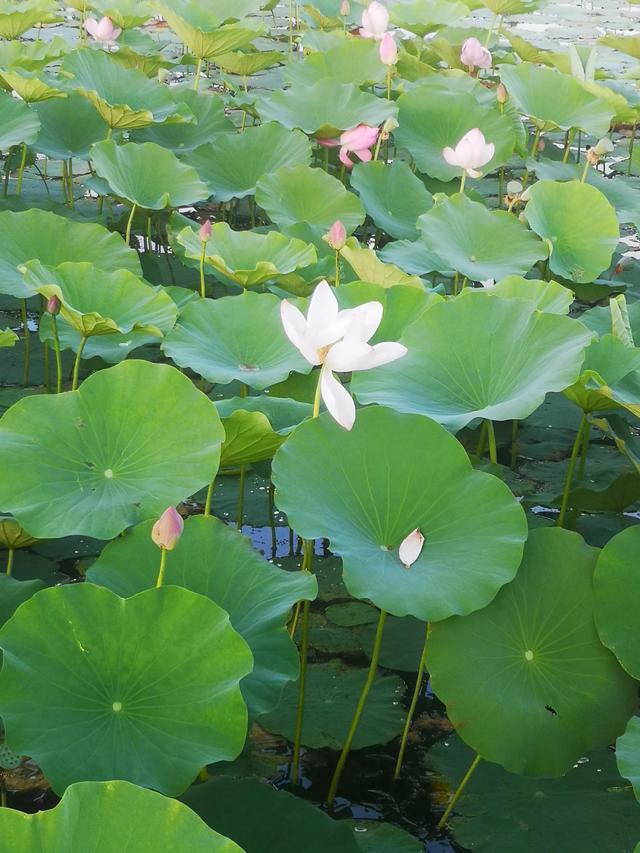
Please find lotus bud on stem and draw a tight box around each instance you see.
[198,219,212,298]
[323,221,347,286]
[151,507,184,587]
[71,336,88,391]
[47,295,63,394]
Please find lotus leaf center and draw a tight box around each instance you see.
[239,363,260,372]
[112,701,123,712]
[104,469,114,479]
[524,650,534,661]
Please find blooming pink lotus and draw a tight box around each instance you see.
[324,220,347,251]
[339,124,379,168]
[443,128,495,178]
[460,37,491,71]
[399,528,425,569]
[360,1,389,40]
[151,507,184,551]
[281,281,406,430]
[84,16,122,44]
[379,32,397,66]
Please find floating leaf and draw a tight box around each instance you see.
[350,160,433,240]
[347,821,422,853]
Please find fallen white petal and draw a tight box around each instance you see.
[399,528,425,568]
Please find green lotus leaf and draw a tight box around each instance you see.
[0,583,252,794]
[0,90,39,149]
[282,38,385,87]
[0,328,18,348]
[256,164,365,240]
[499,62,614,136]
[563,336,640,415]
[582,300,640,343]
[132,89,233,151]
[339,240,425,287]
[505,31,571,73]
[216,395,312,434]
[617,716,640,803]
[109,45,175,78]
[378,236,445,276]
[395,88,515,181]
[482,0,548,11]
[347,822,422,853]
[182,777,360,853]
[350,160,433,240]
[61,48,193,130]
[157,2,261,60]
[336,280,441,340]
[184,123,312,202]
[0,360,224,539]
[599,33,640,60]
[416,193,548,280]
[272,406,527,620]
[87,515,316,716]
[0,780,244,852]
[91,140,209,209]
[353,294,591,431]
[0,3,60,39]
[523,180,620,284]
[260,659,406,749]
[91,0,155,28]
[593,527,640,679]
[428,528,637,777]
[0,573,44,629]
[390,0,470,37]
[34,92,108,159]
[257,80,397,138]
[0,35,68,71]
[38,314,165,364]
[217,409,285,466]
[472,275,574,314]
[163,291,310,389]
[0,209,142,299]
[176,222,317,287]
[215,49,282,78]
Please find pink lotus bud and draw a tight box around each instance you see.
[199,219,212,242]
[379,32,397,66]
[47,295,61,315]
[340,0,350,15]
[496,82,508,104]
[84,16,122,44]
[460,37,491,71]
[324,220,347,251]
[151,507,184,551]
[399,528,424,569]
[360,1,389,40]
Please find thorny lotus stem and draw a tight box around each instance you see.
[437,753,482,829]
[51,313,63,393]
[557,414,588,528]
[562,129,576,163]
[510,419,519,469]
[193,57,203,91]
[199,239,207,298]
[6,548,14,576]
[628,122,637,176]
[487,419,498,465]
[155,547,168,588]
[71,336,88,391]
[125,203,137,246]
[393,622,429,780]
[327,608,388,806]
[291,539,314,784]
[20,299,30,387]
[16,143,27,196]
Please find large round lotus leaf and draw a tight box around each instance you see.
[378,237,445,276]
[216,409,285,466]
[0,69,66,103]
[91,0,156,27]
[0,573,44,629]
[427,528,637,777]
[0,583,252,795]
[347,821,422,853]
[91,140,209,209]
[523,181,619,284]
[0,4,59,39]
[0,361,224,539]
[0,36,68,72]
[176,222,317,288]
[482,275,574,314]
[183,123,312,202]
[260,659,406,749]
[0,780,244,852]
[33,92,109,159]
[87,515,316,717]
[215,49,282,78]
[416,193,548,280]
[582,300,640,343]
[353,294,591,432]
[282,38,385,87]
[395,88,515,180]
[431,736,640,853]
[350,160,433,241]
[258,80,397,138]
[256,164,365,239]
[272,407,527,621]
[163,291,309,389]
[593,527,640,679]
[157,3,260,59]
[183,777,360,853]
[336,280,441,341]
[132,89,233,151]
[0,209,142,299]
[0,90,39,149]
[617,716,640,803]
[564,336,640,415]
[499,63,614,136]
[22,260,177,338]
[61,49,192,130]
[337,240,425,288]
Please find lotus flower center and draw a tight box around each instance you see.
[112,701,123,712]
[524,650,534,661]
[239,363,259,372]
[104,469,114,479]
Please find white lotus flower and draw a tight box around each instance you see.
[443,128,495,178]
[399,528,424,569]
[280,281,407,430]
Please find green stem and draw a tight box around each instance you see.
[291,538,314,783]
[562,128,576,163]
[193,56,203,90]
[288,0,293,57]
[199,240,207,298]
[6,548,14,577]
[268,481,277,556]
[16,143,27,196]
[327,609,388,806]
[20,299,30,387]
[106,126,113,141]
[71,336,88,391]
[393,622,429,780]
[155,547,168,588]
[43,341,50,393]
[557,414,587,528]
[386,67,391,101]
[580,159,590,183]
[498,167,504,207]
[483,13,496,47]
[476,419,488,458]
[437,753,481,829]
[334,251,340,287]
[204,477,215,517]
[578,420,591,481]
[67,159,74,209]
[487,420,497,465]
[51,314,62,394]
[628,121,637,176]
[459,171,466,194]
[237,465,246,531]
[313,371,322,418]
[510,419,518,469]
[125,203,137,246]
[529,127,541,159]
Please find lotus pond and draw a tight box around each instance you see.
[1,0,640,850]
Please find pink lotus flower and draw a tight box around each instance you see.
[46,295,61,315]
[399,528,424,569]
[84,16,122,44]
[460,37,491,71]
[199,219,212,241]
[340,0,350,15]
[443,128,495,178]
[379,32,397,66]
[339,124,379,168]
[281,281,406,430]
[151,507,184,551]
[324,220,347,251]
[360,1,389,40]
